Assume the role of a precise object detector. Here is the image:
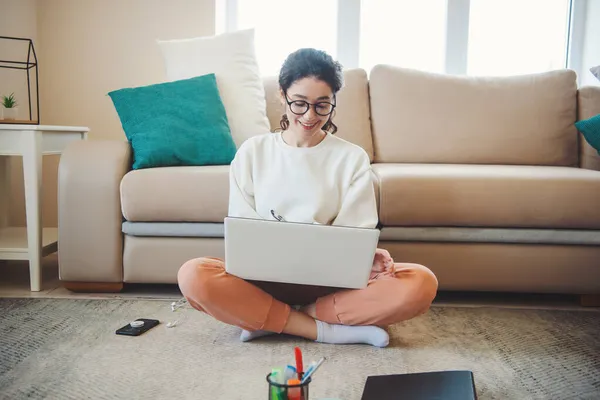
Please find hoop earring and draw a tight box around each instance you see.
[279,114,289,131]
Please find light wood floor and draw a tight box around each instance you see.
[1,254,597,312]
[0,254,181,301]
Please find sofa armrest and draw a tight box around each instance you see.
[578,86,600,171]
[58,140,131,283]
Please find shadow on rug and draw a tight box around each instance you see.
[0,298,598,399]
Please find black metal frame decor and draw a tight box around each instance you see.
[0,36,40,124]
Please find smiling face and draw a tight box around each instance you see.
[281,76,335,140]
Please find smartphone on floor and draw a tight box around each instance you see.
[115,319,160,336]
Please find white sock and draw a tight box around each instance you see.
[240,329,275,342]
[315,320,389,347]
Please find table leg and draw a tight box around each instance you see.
[0,156,8,229]
[23,131,43,292]
[0,156,7,267]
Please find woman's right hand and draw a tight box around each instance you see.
[372,248,394,273]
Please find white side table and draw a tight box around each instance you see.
[0,124,89,291]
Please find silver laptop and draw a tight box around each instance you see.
[224,217,380,289]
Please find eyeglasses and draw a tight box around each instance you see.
[284,92,336,116]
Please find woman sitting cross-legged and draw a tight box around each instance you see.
[177,48,438,348]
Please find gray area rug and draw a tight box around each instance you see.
[0,299,598,400]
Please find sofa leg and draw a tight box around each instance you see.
[579,294,600,307]
[63,282,124,293]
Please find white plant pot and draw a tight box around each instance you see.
[3,107,18,120]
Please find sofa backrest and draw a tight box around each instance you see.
[262,68,375,161]
[369,65,579,166]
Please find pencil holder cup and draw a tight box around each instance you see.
[267,373,311,400]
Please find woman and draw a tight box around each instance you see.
[178,48,438,347]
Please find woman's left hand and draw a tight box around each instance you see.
[372,248,394,273]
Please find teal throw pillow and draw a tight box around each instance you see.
[575,114,600,155]
[108,73,236,169]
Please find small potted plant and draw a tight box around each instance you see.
[2,93,19,120]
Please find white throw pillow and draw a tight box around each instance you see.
[157,29,271,147]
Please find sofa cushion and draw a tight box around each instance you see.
[107,74,236,169]
[120,164,382,223]
[263,68,375,161]
[120,166,229,222]
[157,29,271,147]
[369,65,578,166]
[373,164,600,229]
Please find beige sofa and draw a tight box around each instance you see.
[58,65,600,302]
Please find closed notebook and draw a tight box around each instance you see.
[361,370,477,400]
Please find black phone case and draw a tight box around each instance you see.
[115,319,160,336]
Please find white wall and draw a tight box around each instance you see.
[35,0,216,141]
[0,0,41,229]
[0,0,38,121]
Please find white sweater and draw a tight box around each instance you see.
[228,132,378,228]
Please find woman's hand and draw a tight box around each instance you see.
[372,248,394,273]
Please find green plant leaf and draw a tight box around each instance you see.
[2,92,17,108]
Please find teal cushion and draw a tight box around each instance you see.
[575,114,600,155]
[108,73,236,169]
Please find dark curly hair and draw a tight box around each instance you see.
[278,48,344,134]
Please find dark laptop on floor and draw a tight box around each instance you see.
[361,370,478,400]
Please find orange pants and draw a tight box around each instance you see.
[177,257,438,333]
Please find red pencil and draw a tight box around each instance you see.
[294,347,304,379]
